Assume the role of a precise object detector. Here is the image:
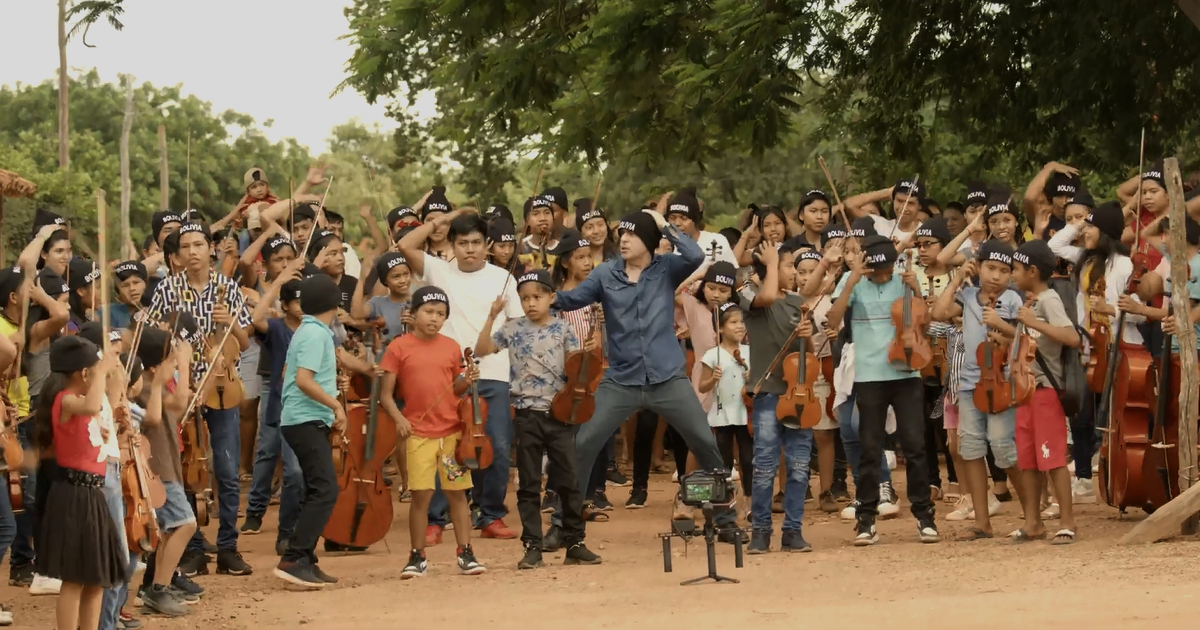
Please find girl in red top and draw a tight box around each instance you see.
[32,336,127,630]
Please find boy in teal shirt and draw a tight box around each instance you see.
[827,234,939,547]
[275,274,347,589]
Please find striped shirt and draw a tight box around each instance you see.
[148,270,252,382]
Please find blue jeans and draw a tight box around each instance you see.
[246,391,304,541]
[188,405,241,552]
[10,420,35,568]
[0,474,17,569]
[751,393,814,535]
[836,391,891,488]
[100,462,137,630]
[429,380,512,528]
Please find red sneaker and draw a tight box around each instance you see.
[425,525,443,546]
[480,519,518,539]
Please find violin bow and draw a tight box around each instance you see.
[706,241,723,410]
[303,175,336,261]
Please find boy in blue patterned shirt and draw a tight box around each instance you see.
[475,269,601,570]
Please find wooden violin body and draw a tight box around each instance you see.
[888,252,933,371]
[204,285,245,410]
[326,331,396,547]
[456,349,493,470]
[551,306,603,424]
[121,430,165,554]
[777,343,822,430]
[972,339,1013,414]
[921,337,948,381]
[1098,343,1158,511]
[180,407,212,526]
[1085,277,1109,392]
[1006,295,1038,408]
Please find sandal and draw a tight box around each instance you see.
[1009,528,1047,543]
[582,504,610,522]
[993,491,1014,502]
[1051,529,1076,545]
[398,489,412,503]
[1041,502,1060,519]
[956,527,994,541]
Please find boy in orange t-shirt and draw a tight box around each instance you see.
[380,286,484,578]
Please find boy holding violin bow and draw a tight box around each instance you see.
[931,239,1023,541]
[474,269,602,570]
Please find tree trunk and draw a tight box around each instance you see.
[159,124,170,210]
[57,0,69,171]
[119,76,135,256]
[1165,157,1200,535]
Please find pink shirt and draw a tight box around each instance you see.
[677,295,717,412]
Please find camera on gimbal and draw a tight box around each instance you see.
[678,469,735,508]
[659,469,743,585]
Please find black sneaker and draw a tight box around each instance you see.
[178,551,208,577]
[625,488,648,509]
[591,491,614,511]
[540,491,557,514]
[311,564,339,584]
[781,530,813,552]
[542,525,563,552]
[216,550,253,576]
[199,533,218,554]
[771,492,784,513]
[917,516,940,544]
[142,584,188,617]
[240,514,263,535]
[831,479,851,502]
[606,468,631,487]
[8,563,33,587]
[171,571,204,598]
[401,550,428,579]
[517,545,543,570]
[717,527,749,545]
[276,539,289,557]
[272,560,324,589]
[818,490,838,513]
[853,519,879,547]
[747,532,771,554]
[457,545,487,575]
[563,542,602,565]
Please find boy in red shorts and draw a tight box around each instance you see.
[380,286,485,577]
[1011,240,1080,544]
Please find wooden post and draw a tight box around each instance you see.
[119,76,135,260]
[158,124,169,210]
[97,190,109,334]
[1165,157,1199,535]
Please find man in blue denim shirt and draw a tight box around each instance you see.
[553,196,740,540]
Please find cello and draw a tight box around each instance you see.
[325,328,395,547]
[455,348,493,470]
[551,305,603,425]
[776,307,822,430]
[1096,254,1155,511]
[888,250,933,371]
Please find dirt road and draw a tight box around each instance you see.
[6,475,1198,630]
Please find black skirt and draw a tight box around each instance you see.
[36,468,127,587]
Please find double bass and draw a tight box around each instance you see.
[888,251,933,371]
[455,349,493,470]
[777,307,821,430]
[325,328,395,547]
[551,305,603,424]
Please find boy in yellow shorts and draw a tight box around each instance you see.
[380,286,484,577]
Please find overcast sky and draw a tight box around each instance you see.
[0,1,429,153]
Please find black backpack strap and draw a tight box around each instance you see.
[1034,348,1062,393]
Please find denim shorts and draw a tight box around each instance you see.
[956,392,1017,468]
[157,481,196,532]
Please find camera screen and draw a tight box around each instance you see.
[688,483,713,501]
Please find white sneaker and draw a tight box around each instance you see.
[885,450,897,470]
[730,468,740,481]
[840,500,859,521]
[1072,478,1096,504]
[945,495,974,521]
[1091,453,1100,474]
[0,609,12,626]
[1041,502,1061,519]
[878,482,901,519]
[671,471,679,482]
[29,574,61,596]
[987,492,1002,516]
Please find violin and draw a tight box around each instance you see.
[325,328,395,547]
[551,305,603,425]
[180,403,213,526]
[1006,293,1038,407]
[777,307,822,430]
[1085,275,1110,392]
[455,349,493,470]
[888,250,933,371]
[203,283,245,410]
[0,389,23,515]
[733,348,752,413]
[972,294,1014,414]
[117,399,165,554]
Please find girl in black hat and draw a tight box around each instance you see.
[33,337,127,630]
[487,219,526,279]
[576,206,618,263]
